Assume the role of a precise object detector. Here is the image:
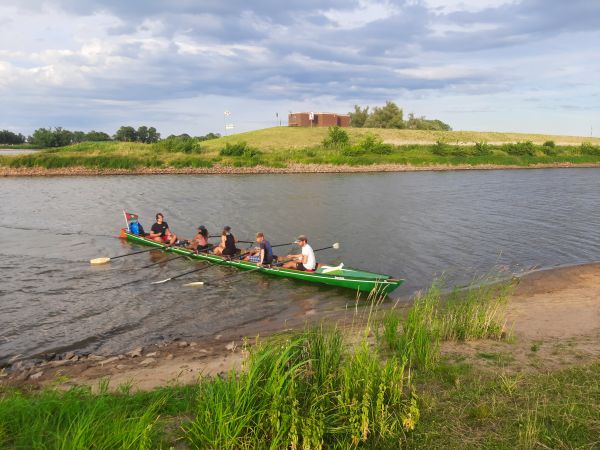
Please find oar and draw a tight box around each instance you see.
[314,242,340,252]
[151,263,213,285]
[90,247,164,265]
[140,254,186,269]
[183,243,340,287]
[184,264,265,287]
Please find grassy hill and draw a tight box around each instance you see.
[1,127,600,172]
[202,127,600,152]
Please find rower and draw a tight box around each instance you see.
[283,235,316,271]
[189,225,212,253]
[148,213,177,246]
[212,226,239,256]
[244,232,274,265]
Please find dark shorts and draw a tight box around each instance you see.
[296,263,315,272]
[222,248,239,256]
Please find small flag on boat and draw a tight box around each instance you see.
[124,212,138,223]
[123,211,140,233]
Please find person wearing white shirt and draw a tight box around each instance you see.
[283,235,316,271]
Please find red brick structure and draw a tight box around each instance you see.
[288,112,351,127]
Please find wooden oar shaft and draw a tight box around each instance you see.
[111,247,160,260]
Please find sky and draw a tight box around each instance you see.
[0,0,599,137]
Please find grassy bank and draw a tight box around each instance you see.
[1,128,600,172]
[6,279,599,448]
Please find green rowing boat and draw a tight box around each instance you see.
[120,229,404,294]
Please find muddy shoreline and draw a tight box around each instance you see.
[2,262,599,390]
[2,162,600,177]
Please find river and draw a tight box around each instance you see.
[1,168,599,364]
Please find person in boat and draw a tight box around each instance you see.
[189,225,212,253]
[283,235,316,271]
[212,226,239,256]
[244,232,274,265]
[148,212,177,246]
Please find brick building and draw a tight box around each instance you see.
[288,112,351,127]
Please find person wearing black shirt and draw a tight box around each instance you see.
[213,226,239,256]
[148,212,177,245]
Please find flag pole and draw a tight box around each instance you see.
[123,210,130,232]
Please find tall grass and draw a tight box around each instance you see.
[380,279,514,369]
[0,382,170,449]
[184,325,415,449]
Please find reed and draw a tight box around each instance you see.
[183,325,415,449]
[379,278,514,369]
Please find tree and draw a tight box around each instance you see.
[0,130,26,144]
[30,127,73,147]
[137,126,149,143]
[348,105,369,128]
[406,113,451,131]
[364,101,404,129]
[146,127,160,143]
[85,131,111,141]
[114,126,138,142]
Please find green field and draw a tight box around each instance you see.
[1,127,600,171]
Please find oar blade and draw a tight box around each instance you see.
[151,278,172,285]
[183,281,205,287]
[90,257,111,265]
[332,242,340,250]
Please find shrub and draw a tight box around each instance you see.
[322,126,350,148]
[543,140,555,148]
[358,133,393,154]
[154,136,203,154]
[580,142,600,156]
[219,142,261,158]
[502,141,535,156]
[474,142,491,156]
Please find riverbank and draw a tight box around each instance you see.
[1,263,599,447]
[3,263,599,389]
[3,161,600,176]
[1,132,600,175]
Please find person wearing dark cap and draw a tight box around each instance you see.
[283,235,316,271]
[213,225,239,256]
[189,225,212,253]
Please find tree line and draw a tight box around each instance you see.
[0,126,221,148]
[349,101,452,131]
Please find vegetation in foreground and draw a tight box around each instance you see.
[3,279,597,448]
[2,128,600,171]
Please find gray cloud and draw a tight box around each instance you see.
[0,0,598,135]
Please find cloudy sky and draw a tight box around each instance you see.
[1,0,599,137]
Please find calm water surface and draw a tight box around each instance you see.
[1,169,599,364]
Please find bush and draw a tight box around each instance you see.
[358,133,393,154]
[431,141,468,157]
[474,142,491,156]
[154,136,203,154]
[322,126,350,148]
[543,140,555,147]
[580,142,600,156]
[502,141,535,156]
[219,142,261,158]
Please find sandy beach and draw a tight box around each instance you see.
[2,262,599,390]
[2,162,600,177]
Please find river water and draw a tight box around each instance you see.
[1,169,599,364]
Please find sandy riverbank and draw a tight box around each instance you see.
[2,162,600,177]
[2,263,599,390]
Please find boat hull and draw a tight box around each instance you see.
[122,230,404,294]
